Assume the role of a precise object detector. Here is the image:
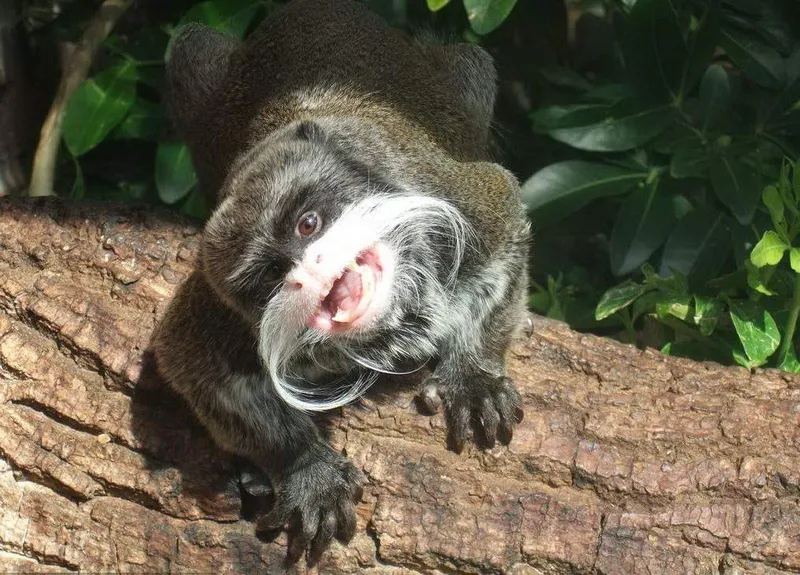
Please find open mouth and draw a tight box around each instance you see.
[308,247,384,332]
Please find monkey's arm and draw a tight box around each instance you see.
[153,271,363,565]
[421,251,527,452]
[418,159,530,451]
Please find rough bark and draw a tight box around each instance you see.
[0,198,799,574]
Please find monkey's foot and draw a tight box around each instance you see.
[255,447,364,566]
[419,374,524,452]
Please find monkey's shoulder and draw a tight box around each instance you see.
[154,270,260,383]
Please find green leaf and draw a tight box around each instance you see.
[729,300,780,365]
[521,161,647,221]
[610,179,677,276]
[750,230,789,267]
[709,156,762,224]
[595,281,651,321]
[693,296,723,336]
[699,65,731,131]
[177,0,260,38]
[724,0,795,55]
[778,344,800,374]
[762,185,786,232]
[538,101,674,152]
[539,66,593,91]
[663,339,732,365]
[112,98,168,141]
[584,83,639,104]
[652,123,699,154]
[745,259,775,296]
[531,104,603,132]
[778,159,797,212]
[642,262,689,295]
[660,206,730,288]
[70,158,85,200]
[62,62,137,156]
[683,0,721,94]
[732,345,758,368]
[156,142,196,204]
[463,0,518,35]
[655,295,692,321]
[180,186,210,220]
[427,0,451,10]
[719,26,785,89]
[671,194,694,220]
[790,248,800,274]
[623,0,687,99]
[773,47,800,117]
[528,292,551,313]
[670,138,710,178]
[632,290,667,321]
[794,159,800,199]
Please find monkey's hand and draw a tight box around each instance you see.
[419,372,524,453]
[256,445,365,566]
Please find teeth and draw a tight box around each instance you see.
[332,264,375,323]
[331,308,350,322]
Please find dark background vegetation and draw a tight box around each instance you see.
[2,0,799,372]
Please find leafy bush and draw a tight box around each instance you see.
[595,159,800,370]
[56,0,277,216]
[521,0,799,370]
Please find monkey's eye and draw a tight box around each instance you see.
[296,211,321,237]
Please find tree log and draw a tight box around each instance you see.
[0,198,799,574]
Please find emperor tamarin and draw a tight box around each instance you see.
[154,0,530,565]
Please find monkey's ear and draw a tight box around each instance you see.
[295,120,325,141]
[415,34,498,134]
[165,23,240,135]
[452,44,497,133]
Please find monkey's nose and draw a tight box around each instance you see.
[285,265,324,291]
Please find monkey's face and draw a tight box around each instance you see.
[202,121,472,409]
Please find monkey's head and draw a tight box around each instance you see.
[201,119,474,411]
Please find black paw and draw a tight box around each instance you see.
[255,448,364,566]
[419,374,524,452]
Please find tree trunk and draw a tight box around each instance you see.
[0,198,799,574]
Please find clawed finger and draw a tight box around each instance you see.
[286,509,320,564]
[479,395,500,448]
[307,510,337,566]
[418,378,443,414]
[255,505,290,534]
[335,499,357,543]
[445,401,471,453]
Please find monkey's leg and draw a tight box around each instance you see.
[154,272,363,565]
[419,269,527,452]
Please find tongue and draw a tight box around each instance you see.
[322,262,376,325]
[329,269,363,315]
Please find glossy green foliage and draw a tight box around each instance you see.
[56,0,265,214]
[463,0,518,35]
[63,62,137,156]
[521,0,799,372]
[589,162,800,372]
